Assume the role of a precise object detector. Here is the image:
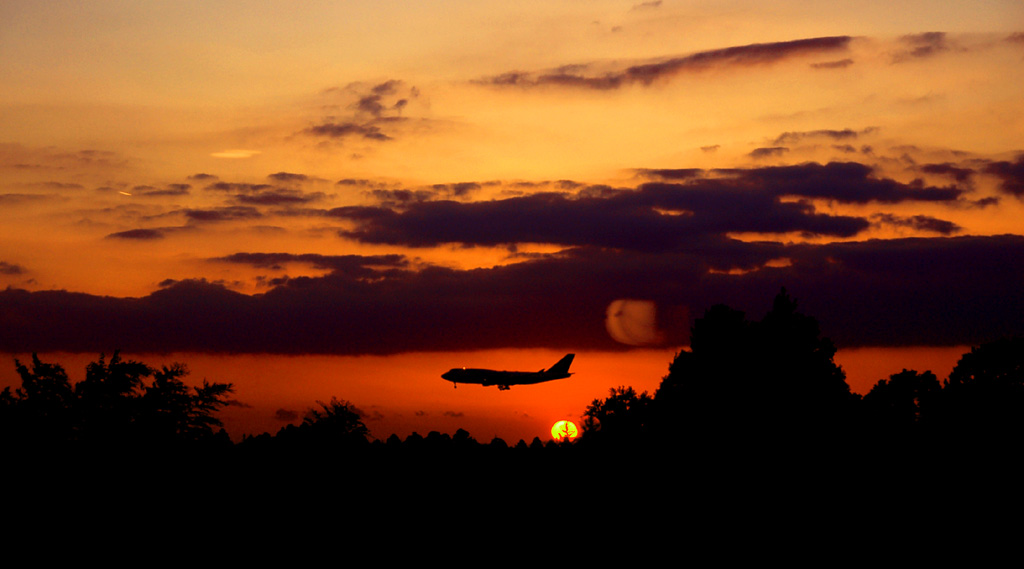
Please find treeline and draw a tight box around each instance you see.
[0,352,234,453]
[581,289,1024,457]
[4,289,1023,463]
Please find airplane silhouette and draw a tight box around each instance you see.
[442,354,575,390]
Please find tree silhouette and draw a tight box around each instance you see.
[581,386,654,445]
[938,337,1024,440]
[863,369,941,435]
[273,397,369,449]
[75,352,154,444]
[1,354,75,447]
[1,352,233,450]
[140,363,235,445]
[655,288,857,444]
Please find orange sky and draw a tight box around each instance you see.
[1,2,1022,442]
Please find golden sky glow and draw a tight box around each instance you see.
[2,2,1022,442]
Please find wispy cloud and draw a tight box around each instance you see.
[479,36,852,90]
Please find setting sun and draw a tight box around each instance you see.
[551,420,579,442]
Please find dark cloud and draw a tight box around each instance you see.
[731,161,963,204]
[750,147,789,158]
[267,172,308,182]
[328,162,964,250]
[371,80,402,96]
[214,252,408,276]
[984,154,1024,197]
[894,32,953,62]
[188,173,218,181]
[205,182,275,193]
[811,58,854,69]
[969,196,1001,208]
[430,182,482,198]
[920,163,975,184]
[332,189,863,251]
[303,122,391,141]
[479,36,852,89]
[772,128,870,145]
[183,206,262,222]
[139,184,191,197]
[0,261,26,275]
[351,80,409,118]
[307,80,418,143]
[369,188,437,205]
[635,168,704,180]
[234,189,326,206]
[2,235,1023,354]
[871,213,961,235]
[106,228,166,240]
[337,178,393,189]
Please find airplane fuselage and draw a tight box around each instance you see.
[442,354,575,390]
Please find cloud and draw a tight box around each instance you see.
[138,184,191,197]
[893,32,954,62]
[871,213,961,235]
[984,154,1024,197]
[183,206,263,222]
[730,161,962,204]
[329,190,867,250]
[811,58,854,69]
[196,181,330,206]
[106,228,166,240]
[214,252,408,275]
[267,172,309,183]
[772,128,871,145]
[305,80,421,143]
[234,189,327,206]
[2,235,1023,353]
[205,182,275,193]
[479,36,852,89]
[920,163,975,184]
[303,121,392,141]
[328,162,962,250]
[750,147,789,158]
[0,261,26,275]
[368,188,437,206]
[635,168,704,180]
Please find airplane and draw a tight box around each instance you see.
[442,354,575,390]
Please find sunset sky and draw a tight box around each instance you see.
[2,1,1023,442]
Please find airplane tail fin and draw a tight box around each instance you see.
[546,353,575,376]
